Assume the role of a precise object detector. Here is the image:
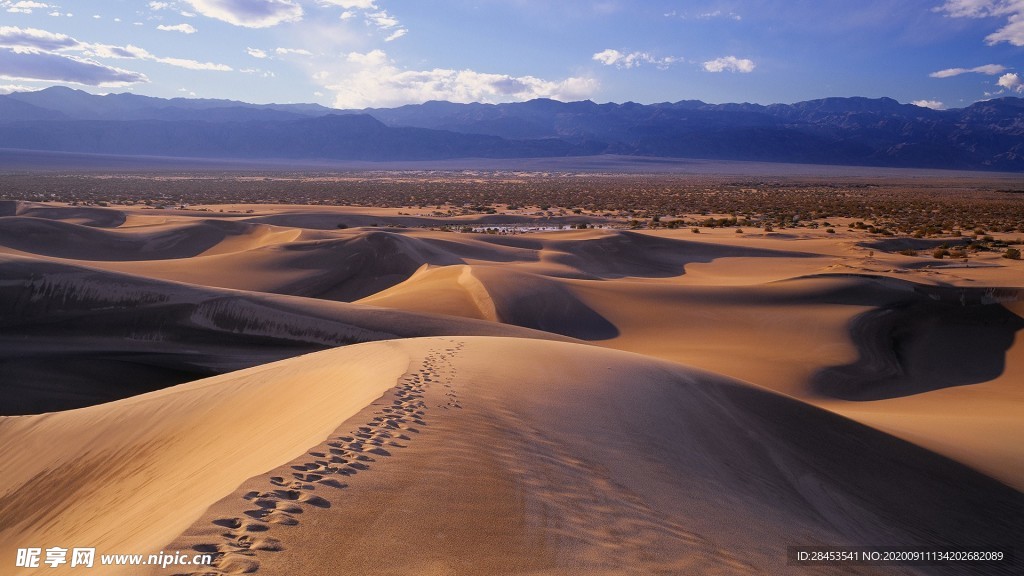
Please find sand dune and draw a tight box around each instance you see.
[361,265,619,339]
[0,200,126,227]
[1,202,1022,575]
[2,337,1019,576]
[0,215,302,261]
[0,209,827,302]
[0,253,567,414]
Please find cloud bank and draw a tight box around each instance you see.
[0,48,146,86]
[321,49,596,108]
[0,25,232,86]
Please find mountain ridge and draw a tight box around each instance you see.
[0,87,1021,170]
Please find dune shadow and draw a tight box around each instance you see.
[811,291,1024,400]
[498,290,619,341]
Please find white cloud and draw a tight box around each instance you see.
[344,48,387,66]
[275,47,312,56]
[85,42,232,71]
[0,26,77,51]
[323,49,597,108]
[934,0,1019,18]
[911,99,945,109]
[240,67,274,77]
[384,28,406,42]
[321,0,404,40]
[182,0,302,28]
[0,47,147,86]
[592,48,679,69]
[0,26,231,75]
[149,1,172,10]
[703,56,755,73]
[367,9,398,28]
[664,9,741,21]
[157,23,198,34]
[246,47,268,58]
[592,49,623,66]
[997,71,1023,92]
[935,1,1024,46]
[4,1,49,14]
[986,12,1024,44]
[929,63,1007,77]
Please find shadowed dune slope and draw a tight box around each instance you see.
[0,216,297,261]
[1,338,1016,576]
[811,286,1024,400]
[0,255,569,414]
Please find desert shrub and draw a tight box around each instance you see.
[933,248,950,259]
[826,228,836,234]
[1005,248,1022,260]
[691,227,700,234]
[899,248,918,256]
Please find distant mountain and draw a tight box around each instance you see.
[0,112,596,161]
[0,86,1021,170]
[4,86,333,121]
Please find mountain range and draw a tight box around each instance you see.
[0,86,1022,170]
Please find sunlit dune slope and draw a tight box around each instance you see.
[1,337,1019,576]
[0,340,412,576]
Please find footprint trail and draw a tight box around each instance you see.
[175,340,464,575]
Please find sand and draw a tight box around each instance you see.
[1,200,1021,575]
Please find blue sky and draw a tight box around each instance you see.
[0,0,1022,109]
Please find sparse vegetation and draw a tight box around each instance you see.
[1,170,1022,240]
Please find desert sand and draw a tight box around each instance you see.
[0,197,1021,575]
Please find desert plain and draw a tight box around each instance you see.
[0,162,1022,575]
